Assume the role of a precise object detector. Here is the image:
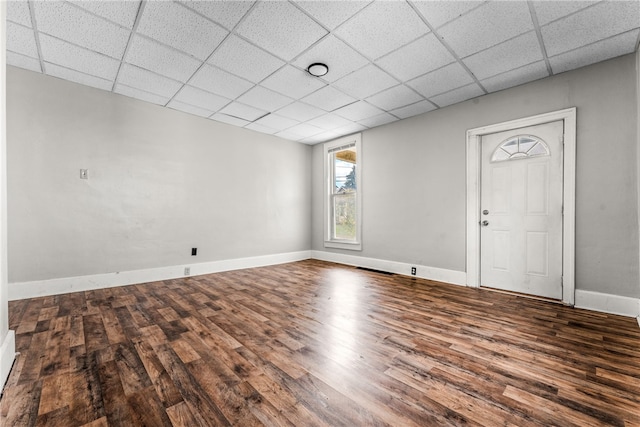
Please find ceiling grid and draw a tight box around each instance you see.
[5,0,640,144]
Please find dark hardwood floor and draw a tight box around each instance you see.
[1,259,639,426]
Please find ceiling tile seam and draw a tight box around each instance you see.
[115,82,170,100]
[546,28,640,62]
[64,0,137,31]
[162,32,240,109]
[428,0,489,31]
[457,29,539,61]
[288,0,333,34]
[6,50,38,62]
[536,0,605,28]
[172,1,229,35]
[527,1,553,76]
[478,59,548,85]
[33,29,126,62]
[162,2,265,111]
[111,0,146,93]
[326,0,376,34]
[363,83,427,110]
[27,0,45,74]
[407,0,488,95]
[41,61,112,85]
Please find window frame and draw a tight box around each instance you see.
[323,133,362,251]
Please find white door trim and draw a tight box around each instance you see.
[466,108,576,305]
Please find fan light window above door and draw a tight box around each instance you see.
[491,135,550,162]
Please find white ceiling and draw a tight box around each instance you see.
[6,0,640,145]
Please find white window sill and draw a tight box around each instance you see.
[324,241,362,251]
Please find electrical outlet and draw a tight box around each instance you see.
[184,267,190,276]
[191,248,197,256]
[411,267,417,276]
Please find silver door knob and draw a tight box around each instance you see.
[482,220,489,226]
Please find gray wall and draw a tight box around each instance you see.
[312,53,639,299]
[7,67,312,283]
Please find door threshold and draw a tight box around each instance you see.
[480,286,564,305]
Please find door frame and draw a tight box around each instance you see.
[466,108,576,305]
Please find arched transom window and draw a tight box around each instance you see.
[491,135,550,162]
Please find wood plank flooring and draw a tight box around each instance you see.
[1,259,639,426]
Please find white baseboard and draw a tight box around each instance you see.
[310,250,467,286]
[0,330,16,392]
[574,289,640,318]
[8,250,312,300]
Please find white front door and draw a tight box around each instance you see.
[480,120,564,299]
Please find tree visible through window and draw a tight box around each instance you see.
[332,149,357,240]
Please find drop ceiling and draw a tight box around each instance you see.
[6,0,640,145]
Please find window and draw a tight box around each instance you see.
[324,134,362,250]
[491,135,550,162]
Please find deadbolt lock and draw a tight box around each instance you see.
[482,210,489,215]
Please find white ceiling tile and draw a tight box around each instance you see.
[333,101,384,121]
[254,114,299,131]
[167,100,215,118]
[114,84,171,106]
[189,64,254,99]
[358,112,398,128]
[429,83,484,108]
[292,35,369,83]
[174,86,230,112]
[376,33,455,81]
[300,86,357,112]
[334,1,429,59]
[301,130,340,144]
[464,31,543,80]
[410,1,485,29]
[211,113,251,127]
[39,34,120,81]
[333,64,398,99]
[481,61,549,93]
[117,63,183,99]
[33,1,130,59]
[245,122,279,135]
[407,62,474,98]
[237,86,293,112]
[285,123,325,138]
[137,2,227,60]
[219,102,268,122]
[366,85,423,111]
[236,1,328,61]
[7,22,38,58]
[438,1,533,58]
[45,62,113,91]
[70,0,140,28]
[276,102,325,122]
[208,35,285,83]
[294,1,370,30]
[541,1,640,57]
[274,129,305,141]
[7,0,32,27]
[333,122,368,137]
[306,113,353,131]
[261,65,326,99]
[532,1,598,26]
[549,30,640,75]
[6,51,42,73]
[390,100,437,119]
[179,1,254,31]
[125,35,202,82]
